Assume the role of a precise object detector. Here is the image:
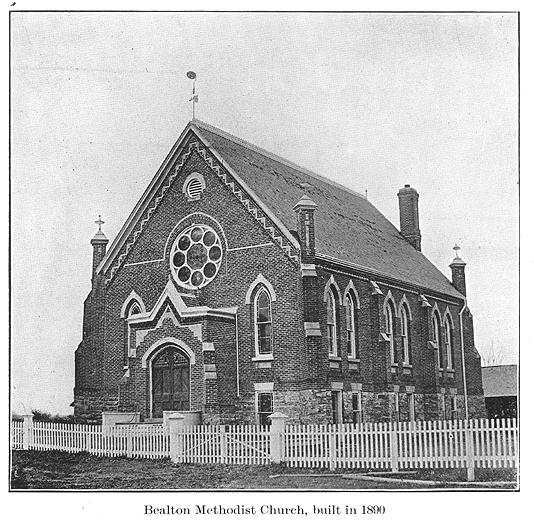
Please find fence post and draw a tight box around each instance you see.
[126,427,133,458]
[390,422,399,472]
[168,413,185,464]
[328,427,337,471]
[465,420,475,482]
[219,425,227,464]
[22,414,34,450]
[268,412,288,464]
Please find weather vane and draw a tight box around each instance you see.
[187,71,198,120]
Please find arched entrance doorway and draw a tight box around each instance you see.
[151,345,190,418]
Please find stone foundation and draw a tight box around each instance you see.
[270,390,488,424]
[274,389,332,424]
[73,390,119,423]
[469,395,487,418]
[75,386,488,425]
[460,394,487,419]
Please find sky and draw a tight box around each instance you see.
[10,12,518,414]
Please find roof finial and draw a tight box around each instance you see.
[365,188,368,200]
[450,243,465,266]
[95,215,104,232]
[91,214,108,244]
[186,71,198,120]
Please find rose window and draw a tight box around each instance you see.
[170,224,223,289]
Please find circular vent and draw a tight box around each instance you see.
[186,178,203,200]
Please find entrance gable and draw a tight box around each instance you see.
[128,279,237,327]
[126,280,236,359]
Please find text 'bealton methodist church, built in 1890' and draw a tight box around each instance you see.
[73,119,485,425]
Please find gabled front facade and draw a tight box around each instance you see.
[74,120,485,424]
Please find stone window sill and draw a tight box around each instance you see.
[328,355,342,361]
[252,354,274,362]
[348,357,360,363]
[439,368,456,378]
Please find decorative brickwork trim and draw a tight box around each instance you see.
[343,280,361,308]
[105,138,299,284]
[419,294,431,308]
[442,306,453,327]
[430,302,442,323]
[120,290,146,317]
[398,294,412,320]
[244,273,277,304]
[383,290,398,316]
[323,274,341,301]
[141,337,196,368]
[254,382,274,391]
[304,321,321,337]
[300,263,317,277]
[370,280,383,295]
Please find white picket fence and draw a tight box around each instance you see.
[16,421,170,459]
[285,418,518,470]
[12,420,23,449]
[178,424,270,465]
[11,416,517,474]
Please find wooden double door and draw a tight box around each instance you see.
[151,346,190,418]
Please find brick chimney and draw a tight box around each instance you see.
[449,244,467,296]
[397,184,421,251]
[91,215,109,281]
[293,194,318,265]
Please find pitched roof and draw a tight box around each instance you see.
[482,365,517,398]
[193,120,463,299]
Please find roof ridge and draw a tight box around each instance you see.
[191,119,366,200]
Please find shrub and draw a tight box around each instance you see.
[11,463,28,489]
[31,410,76,424]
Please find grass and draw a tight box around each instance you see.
[367,468,517,483]
[11,450,517,490]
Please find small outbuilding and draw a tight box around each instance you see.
[482,364,517,418]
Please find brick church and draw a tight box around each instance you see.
[73,119,485,424]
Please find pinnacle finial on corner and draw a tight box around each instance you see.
[450,244,466,266]
[95,214,104,231]
[293,194,318,211]
[91,214,108,243]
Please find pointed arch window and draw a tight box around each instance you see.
[385,300,397,364]
[444,315,454,370]
[400,304,411,365]
[346,292,359,359]
[326,288,338,356]
[255,287,273,356]
[127,301,141,317]
[123,300,142,364]
[432,312,443,368]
